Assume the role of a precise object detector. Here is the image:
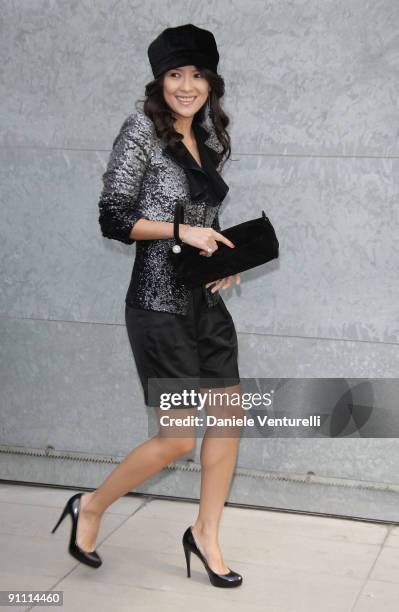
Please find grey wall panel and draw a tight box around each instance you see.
[1,147,398,346]
[218,153,399,344]
[1,0,398,519]
[237,330,399,379]
[1,1,398,156]
[2,315,399,481]
[0,317,147,454]
[0,146,134,322]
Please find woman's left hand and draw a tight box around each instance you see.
[205,273,241,293]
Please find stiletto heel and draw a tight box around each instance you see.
[51,492,102,569]
[51,504,69,533]
[184,544,191,577]
[182,525,243,588]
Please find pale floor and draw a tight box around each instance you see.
[0,483,398,611]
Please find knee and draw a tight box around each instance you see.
[175,437,196,457]
[158,436,196,458]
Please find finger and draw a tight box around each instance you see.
[210,280,224,293]
[207,276,229,290]
[202,243,218,257]
[205,274,235,289]
[213,231,235,249]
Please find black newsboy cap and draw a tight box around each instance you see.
[147,23,219,79]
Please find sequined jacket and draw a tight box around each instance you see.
[97,109,230,315]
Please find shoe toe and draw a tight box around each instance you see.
[224,569,242,585]
[89,551,102,566]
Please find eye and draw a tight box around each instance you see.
[168,71,203,78]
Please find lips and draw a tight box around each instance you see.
[175,96,197,105]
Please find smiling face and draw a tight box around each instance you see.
[162,65,210,120]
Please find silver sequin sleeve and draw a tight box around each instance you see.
[98,114,151,245]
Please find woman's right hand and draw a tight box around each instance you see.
[180,224,235,257]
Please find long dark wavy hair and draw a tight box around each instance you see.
[134,67,231,171]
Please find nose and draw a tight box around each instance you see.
[178,73,197,94]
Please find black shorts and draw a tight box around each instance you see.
[125,287,240,407]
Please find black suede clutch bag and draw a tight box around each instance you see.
[169,201,279,289]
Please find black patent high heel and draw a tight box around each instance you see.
[182,526,243,588]
[51,492,102,568]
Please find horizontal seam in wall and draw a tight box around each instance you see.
[1,145,399,160]
[0,314,397,347]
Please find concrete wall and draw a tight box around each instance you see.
[1,1,399,520]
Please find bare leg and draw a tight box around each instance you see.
[191,384,244,574]
[76,406,197,552]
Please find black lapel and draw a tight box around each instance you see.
[195,123,230,203]
[162,122,229,203]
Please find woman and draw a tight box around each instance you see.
[51,24,244,588]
